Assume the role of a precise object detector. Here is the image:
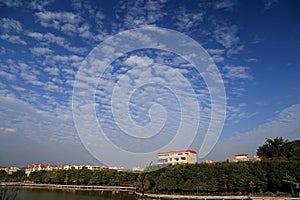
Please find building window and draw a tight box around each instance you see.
[158,159,168,163]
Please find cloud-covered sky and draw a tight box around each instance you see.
[0,0,299,168]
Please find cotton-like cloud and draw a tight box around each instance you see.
[35,11,81,28]
[0,18,22,32]
[213,24,240,49]
[26,31,86,54]
[35,10,94,39]
[28,0,54,11]
[206,48,226,63]
[0,34,26,45]
[124,55,153,67]
[0,127,16,134]
[30,47,52,56]
[0,0,23,7]
[263,0,279,10]
[0,70,16,81]
[226,103,258,124]
[115,0,167,29]
[214,0,235,10]
[174,7,204,32]
[223,65,252,80]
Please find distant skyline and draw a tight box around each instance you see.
[1,0,300,168]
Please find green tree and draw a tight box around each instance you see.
[283,174,298,195]
[257,137,300,161]
[0,170,8,182]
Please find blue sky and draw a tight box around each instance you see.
[0,0,300,168]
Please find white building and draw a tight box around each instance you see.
[233,154,249,162]
[157,150,197,165]
[233,154,261,162]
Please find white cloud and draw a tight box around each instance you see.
[28,0,54,11]
[52,54,83,63]
[35,10,81,28]
[214,24,240,49]
[115,0,167,29]
[207,48,225,55]
[17,62,44,86]
[124,55,153,67]
[26,31,86,54]
[206,48,226,63]
[223,65,253,80]
[245,58,259,62]
[0,18,22,32]
[30,47,52,56]
[43,32,67,46]
[44,67,60,76]
[214,0,235,9]
[26,31,44,40]
[0,0,23,7]
[227,45,244,56]
[45,81,64,92]
[227,103,258,123]
[212,55,224,63]
[0,127,16,134]
[0,34,27,45]
[263,0,279,10]
[174,7,204,32]
[0,70,16,81]
[35,10,94,39]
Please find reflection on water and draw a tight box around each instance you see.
[18,188,136,200]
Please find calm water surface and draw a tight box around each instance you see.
[17,188,136,200]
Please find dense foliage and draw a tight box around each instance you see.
[1,160,299,195]
[257,137,300,160]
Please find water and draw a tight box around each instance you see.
[16,188,136,200]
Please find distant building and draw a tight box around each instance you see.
[7,167,19,175]
[131,166,143,172]
[249,155,261,162]
[25,163,123,176]
[157,150,197,165]
[63,165,72,170]
[205,160,215,164]
[233,154,249,162]
[0,167,20,175]
[233,154,261,162]
[26,164,56,176]
[0,167,8,172]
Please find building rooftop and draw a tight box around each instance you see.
[158,149,197,155]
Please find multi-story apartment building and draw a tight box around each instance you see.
[157,150,197,165]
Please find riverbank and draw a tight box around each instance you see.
[136,192,300,200]
[0,182,135,192]
[1,182,299,200]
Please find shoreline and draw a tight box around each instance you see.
[1,182,299,200]
[0,182,135,192]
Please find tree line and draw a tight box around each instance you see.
[0,138,299,196]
